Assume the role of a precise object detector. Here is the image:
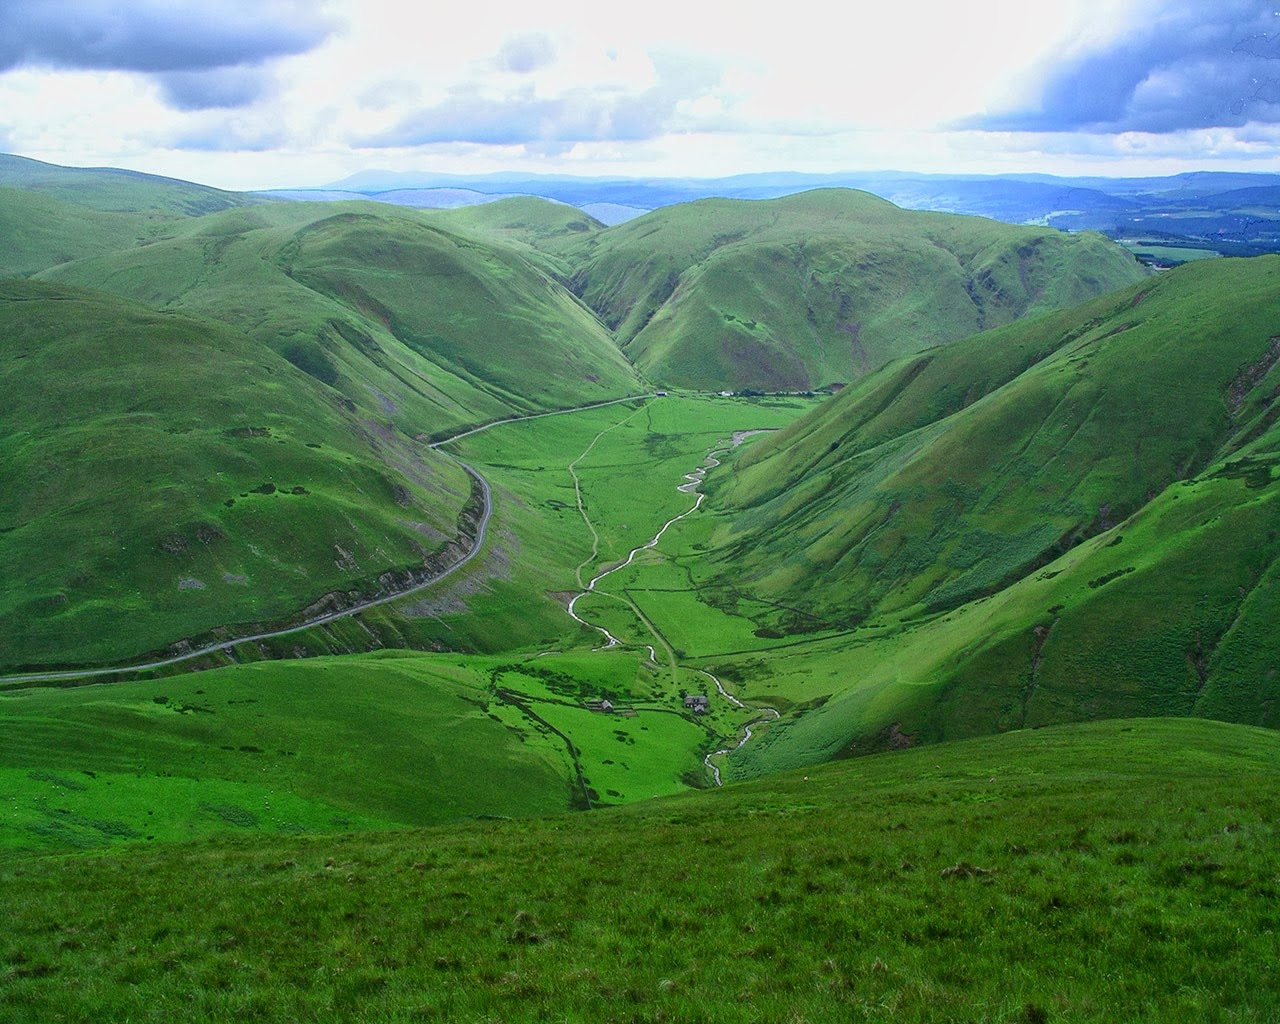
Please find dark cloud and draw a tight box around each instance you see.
[156,67,275,111]
[973,0,1280,133]
[0,0,335,107]
[495,34,556,75]
[359,53,720,148]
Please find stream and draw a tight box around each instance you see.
[564,431,779,784]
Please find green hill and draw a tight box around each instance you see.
[3,161,1280,1024]
[0,280,476,671]
[3,158,1278,794]
[0,188,185,277]
[38,200,642,437]
[0,176,641,673]
[2,717,1277,1022]
[562,189,1147,390]
[441,195,604,250]
[692,256,1280,765]
[0,153,265,215]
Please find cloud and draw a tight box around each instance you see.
[156,66,276,111]
[359,52,722,147]
[172,116,288,153]
[495,34,556,74]
[0,0,336,108]
[358,78,421,112]
[973,0,1280,133]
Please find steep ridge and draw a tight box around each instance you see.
[563,188,1147,390]
[697,257,1280,766]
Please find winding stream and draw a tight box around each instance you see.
[563,430,779,785]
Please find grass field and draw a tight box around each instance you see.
[1118,240,1222,265]
[3,717,1277,1022]
[0,394,832,852]
[399,393,823,656]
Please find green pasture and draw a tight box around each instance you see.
[1119,240,1221,264]
[489,663,712,803]
[1,638,755,854]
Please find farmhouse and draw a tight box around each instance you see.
[683,694,710,714]
[585,698,614,713]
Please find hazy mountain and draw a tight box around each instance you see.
[301,166,1280,258]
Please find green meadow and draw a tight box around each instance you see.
[406,393,824,655]
[2,393,833,847]
[0,654,575,852]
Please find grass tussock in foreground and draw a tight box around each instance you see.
[3,718,1277,1023]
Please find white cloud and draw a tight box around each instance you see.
[1,0,1276,189]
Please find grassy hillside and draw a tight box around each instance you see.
[3,160,1277,806]
[0,653,578,851]
[711,256,1280,617]
[670,256,1280,765]
[0,280,476,671]
[38,200,642,437]
[563,189,1147,390]
[0,153,265,216]
[0,644,731,853]
[441,195,603,251]
[0,189,186,277]
[436,196,605,280]
[2,717,1277,1022]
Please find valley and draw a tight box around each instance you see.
[1,156,1278,1021]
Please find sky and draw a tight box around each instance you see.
[2,0,1280,190]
